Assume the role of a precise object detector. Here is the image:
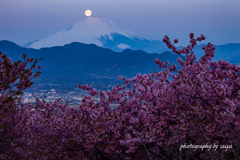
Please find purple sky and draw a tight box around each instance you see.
[0,0,240,47]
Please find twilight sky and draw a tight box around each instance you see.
[0,0,240,47]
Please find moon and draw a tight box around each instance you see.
[85,10,92,16]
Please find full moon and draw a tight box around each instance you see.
[85,10,92,16]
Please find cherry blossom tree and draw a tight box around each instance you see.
[2,32,240,159]
[22,33,240,159]
[0,52,43,159]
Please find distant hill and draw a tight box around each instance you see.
[0,40,181,91]
[189,43,240,65]
[155,43,240,65]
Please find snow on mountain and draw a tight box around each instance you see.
[117,43,130,49]
[26,16,167,53]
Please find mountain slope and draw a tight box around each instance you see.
[2,40,240,90]
[1,40,181,90]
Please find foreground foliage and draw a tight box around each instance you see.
[1,33,240,159]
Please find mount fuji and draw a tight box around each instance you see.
[24,16,167,53]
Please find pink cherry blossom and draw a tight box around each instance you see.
[1,33,240,159]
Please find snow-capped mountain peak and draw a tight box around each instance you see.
[25,16,167,53]
[28,16,146,49]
